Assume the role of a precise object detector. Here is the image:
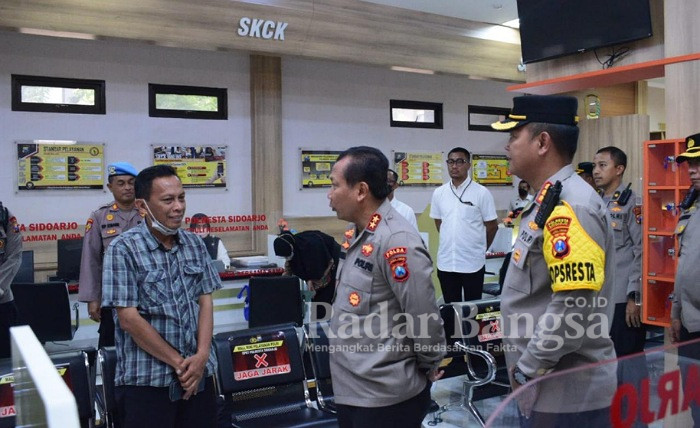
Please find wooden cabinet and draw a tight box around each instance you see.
[642,139,690,327]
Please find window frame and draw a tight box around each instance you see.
[389,99,443,129]
[11,74,106,114]
[148,83,228,120]
[467,105,511,132]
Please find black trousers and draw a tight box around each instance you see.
[679,326,700,427]
[336,382,432,428]
[519,406,611,428]
[115,376,217,428]
[0,301,18,359]
[437,266,485,303]
[610,302,647,357]
[98,307,115,348]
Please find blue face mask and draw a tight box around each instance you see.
[141,200,179,236]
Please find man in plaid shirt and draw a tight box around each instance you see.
[102,165,221,428]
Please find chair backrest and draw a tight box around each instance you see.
[11,282,74,342]
[214,323,309,421]
[98,347,117,427]
[11,250,34,284]
[304,321,333,406]
[248,276,303,328]
[453,298,504,354]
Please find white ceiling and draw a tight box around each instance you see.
[361,0,519,25]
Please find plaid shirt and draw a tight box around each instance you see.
[102,222,222,387]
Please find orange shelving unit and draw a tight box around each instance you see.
[642,139,690,327]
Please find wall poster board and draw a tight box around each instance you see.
[152,145,227,188]
[471,154,512,186]
[300,150,341,188]
[392,151,443,186]
[17,141,105,190]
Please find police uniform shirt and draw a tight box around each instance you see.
[78,202,142,302]
[672,198,700,332]
[0,210,22,304]
[329,199,445,408]
[602,184,642,305]
[430,176,498,273]
[390,197,418,232]
[501,165,617,413]
[509,194,534,213]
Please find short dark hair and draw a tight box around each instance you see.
[596,146,628,169]
[448,147,471,161]
[336,146,390,200]
[135,165,179,200]
[388,169,399,183]
[527,123,579,161]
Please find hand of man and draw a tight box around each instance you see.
[625,299,641,328]
[177,353,208,400]
[670,319,682,343]
[88,301,101,322]
[509,367,539,419]
[427,368,444,383]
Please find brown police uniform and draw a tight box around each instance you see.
[501,165,617,413]
[329,199,445,408]
[0,207,22,358]
[78,201,142,347]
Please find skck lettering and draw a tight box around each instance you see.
[354,258,374,272]
[549,262,596,284]
[237,17,288,40]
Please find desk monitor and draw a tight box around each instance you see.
[56,238,83,282]
[12,250,35,284]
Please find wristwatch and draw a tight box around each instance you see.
[513,365,531,386]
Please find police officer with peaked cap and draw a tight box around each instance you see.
[575,161,596,188]
[670,133,700,425]
[0,203,22,358]
[78,162,142,348]
[492,95,616,423]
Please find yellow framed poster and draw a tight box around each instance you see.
[471,154,512,186]
[301,150,341,188]
[393,151,443,186]
[153,145,227,188]
[17,141,104,190]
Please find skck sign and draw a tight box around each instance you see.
[237,17,288,40]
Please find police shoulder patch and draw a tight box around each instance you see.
[543,201,605,293]
[85,218,94,233]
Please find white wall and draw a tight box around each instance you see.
[0,31,517,229]
[0,32,252,224]
[281,58,516,217]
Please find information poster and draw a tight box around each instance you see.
[153,145,227,188]
[471,154,512,186]
[231,331,291,381]
[301,150,341,188]
[393,152,444,186]
[17,141,104,190]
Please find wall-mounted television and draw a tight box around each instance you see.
[517,0,653,64]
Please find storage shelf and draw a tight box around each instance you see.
[508,52,700,95]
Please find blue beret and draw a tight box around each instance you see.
[492,95,579,131]
[107,162,138,177]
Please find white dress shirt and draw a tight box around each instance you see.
[390,197,419,232]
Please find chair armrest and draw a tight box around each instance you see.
[72,302,80,333]
[454,342,497,387]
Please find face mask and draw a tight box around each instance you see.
[142,200,179,236]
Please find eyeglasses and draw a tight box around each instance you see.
[446,159,468,166]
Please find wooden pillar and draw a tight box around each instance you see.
[250,55,282,253]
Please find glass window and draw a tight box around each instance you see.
[468,105,511,132]
[390,100,443,129]
[149,84,227,120]
[12,75,105,114]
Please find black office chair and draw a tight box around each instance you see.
[248,276,303,328]
[304,321,335,413]
[11,281,79,343]
[98,347,118,428]
[482,252,512,297]
[214,323,338,427]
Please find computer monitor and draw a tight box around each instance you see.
[12,250,35,284]
[56,238,83,282]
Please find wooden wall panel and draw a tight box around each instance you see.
[565,83,638,120]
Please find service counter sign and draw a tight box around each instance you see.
[153,145,227,188]
[471,154,512,186]
[301,150,341,188]
[231,331,291,381]
[17,141,104,190]
[393,152,444,186]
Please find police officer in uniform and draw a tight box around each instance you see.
[0,203,22,358]
[327,146,445,427]
[576,161,596,188]
[492,96,616,425]
[188,213,230,269]
[592,146,645,356]
[670,133,700,426]
[78,162,142,348]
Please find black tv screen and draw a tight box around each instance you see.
[57,237,83,282]
[517,0,653,64]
